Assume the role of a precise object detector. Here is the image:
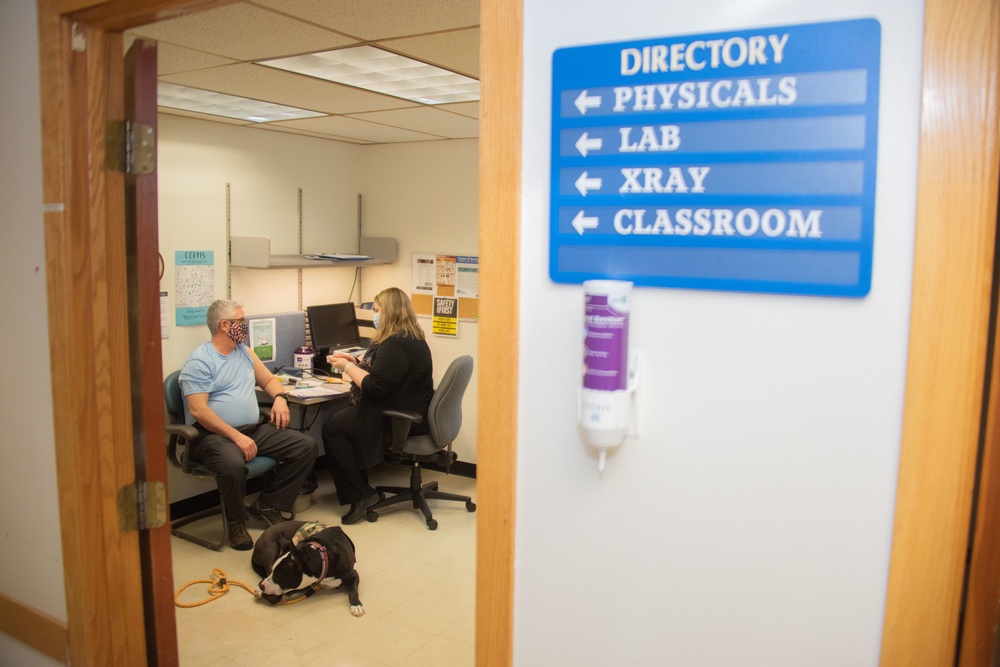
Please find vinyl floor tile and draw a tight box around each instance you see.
[172,465,476,666]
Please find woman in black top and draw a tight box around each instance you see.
[322,287,434,524]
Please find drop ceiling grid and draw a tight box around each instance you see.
[127,0,481,144]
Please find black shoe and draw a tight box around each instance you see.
[300,472,319,495]
[248,498,285,527]
[341,493,378,525]
[227,519,253,550]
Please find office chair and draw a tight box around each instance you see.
[163,370,280,550]
[366,355,477,530]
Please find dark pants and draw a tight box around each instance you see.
[321,405,374,506]
[191,421,317,521]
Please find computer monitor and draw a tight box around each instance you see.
[306,302,360,351]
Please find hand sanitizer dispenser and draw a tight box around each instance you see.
[579,280,638,472]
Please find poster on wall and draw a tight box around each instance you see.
[432,297,459,337]
[549,18,881,297]
[160,291,169,339]
[174,250,215,326]
[250,318,276,363]
[410,252,480,321]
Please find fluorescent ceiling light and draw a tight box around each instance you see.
[157,82,325,122]
[260,45,480,105]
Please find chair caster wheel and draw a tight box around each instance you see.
[366,510,378,522]
[466,502,477,512]
[427,519,438,530]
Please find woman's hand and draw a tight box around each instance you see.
[327,353,357,371]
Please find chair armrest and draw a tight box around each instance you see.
[166,423,199,472]
[383,409,422,453]
[260,406,271,421]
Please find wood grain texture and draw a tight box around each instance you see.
[36,3,149,665]
[881,0,1000,664]
[956,0,1000,661]
[123,36,181,667]
[475,0,521,664]
[62,0,238,31]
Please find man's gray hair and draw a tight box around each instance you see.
[206,299,243,335]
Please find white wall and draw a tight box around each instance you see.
[158,117,480,502]
[0,1,66,665]
[515,1,923,665]
[360,140,480,461]
[158,114,367,375]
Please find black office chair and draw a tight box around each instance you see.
[163,370,280,550]
[367,355,477,530]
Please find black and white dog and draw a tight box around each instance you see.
[251,520,364,616]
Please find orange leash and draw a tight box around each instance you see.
[174,568,256,608]
[174,567,320,608]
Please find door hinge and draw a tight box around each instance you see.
[118,481,167,532]
[105,120,156,175]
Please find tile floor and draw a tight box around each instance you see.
[169,464,477,667]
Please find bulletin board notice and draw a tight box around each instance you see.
[411,253,479,321]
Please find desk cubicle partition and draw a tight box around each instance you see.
[246,310,307,374]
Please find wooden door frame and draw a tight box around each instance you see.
[879,0,1000,664]
[26,0,998,665]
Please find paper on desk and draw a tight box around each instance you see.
[287,385,347,397]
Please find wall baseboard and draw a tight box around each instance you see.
[0,590,68,664]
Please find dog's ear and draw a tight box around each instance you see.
[287,541,304,566]
[276,534,291,553]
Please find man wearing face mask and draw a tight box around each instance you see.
[179,299,317,550]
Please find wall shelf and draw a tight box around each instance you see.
[230,235,396,269]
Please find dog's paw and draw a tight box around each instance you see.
[253,589,263,600]
[350,604,365,617]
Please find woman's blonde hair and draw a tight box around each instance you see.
[371,287,424,344]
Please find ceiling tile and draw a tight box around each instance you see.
[159,107,257,126]
[254,0,479,40]
[129,2,356,61]
[246,124,373,144]
[161,63,418,115]
[349,107,479,139]
[377,28,480,78]
[134,40,238,76]
[437,101,479,119]
[270,115,442,144]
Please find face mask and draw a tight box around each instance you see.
[225,319,249,345]
[372,311,381,329]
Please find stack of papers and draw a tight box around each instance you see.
[305,253,372,261]
[287,385,347,397]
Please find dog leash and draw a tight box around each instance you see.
[174,567,320,608]
[174,568,257,608]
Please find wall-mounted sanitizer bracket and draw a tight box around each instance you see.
[578,280,640,473]
[579,350,640,472]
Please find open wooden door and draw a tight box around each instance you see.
[123,38,179,666]
[960,275,1000,665]
[33,4,182,660]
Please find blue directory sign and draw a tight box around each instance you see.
[550,19,880,297]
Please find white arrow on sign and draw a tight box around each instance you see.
[574,90,601,115]
[571,210,599,235]
[575,132,603,157]
[575,172,602,196]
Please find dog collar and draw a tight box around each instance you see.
[304,542,330,582]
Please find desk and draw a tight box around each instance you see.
[258,379,351,438]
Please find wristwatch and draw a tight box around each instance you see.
[274,392,290,400]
